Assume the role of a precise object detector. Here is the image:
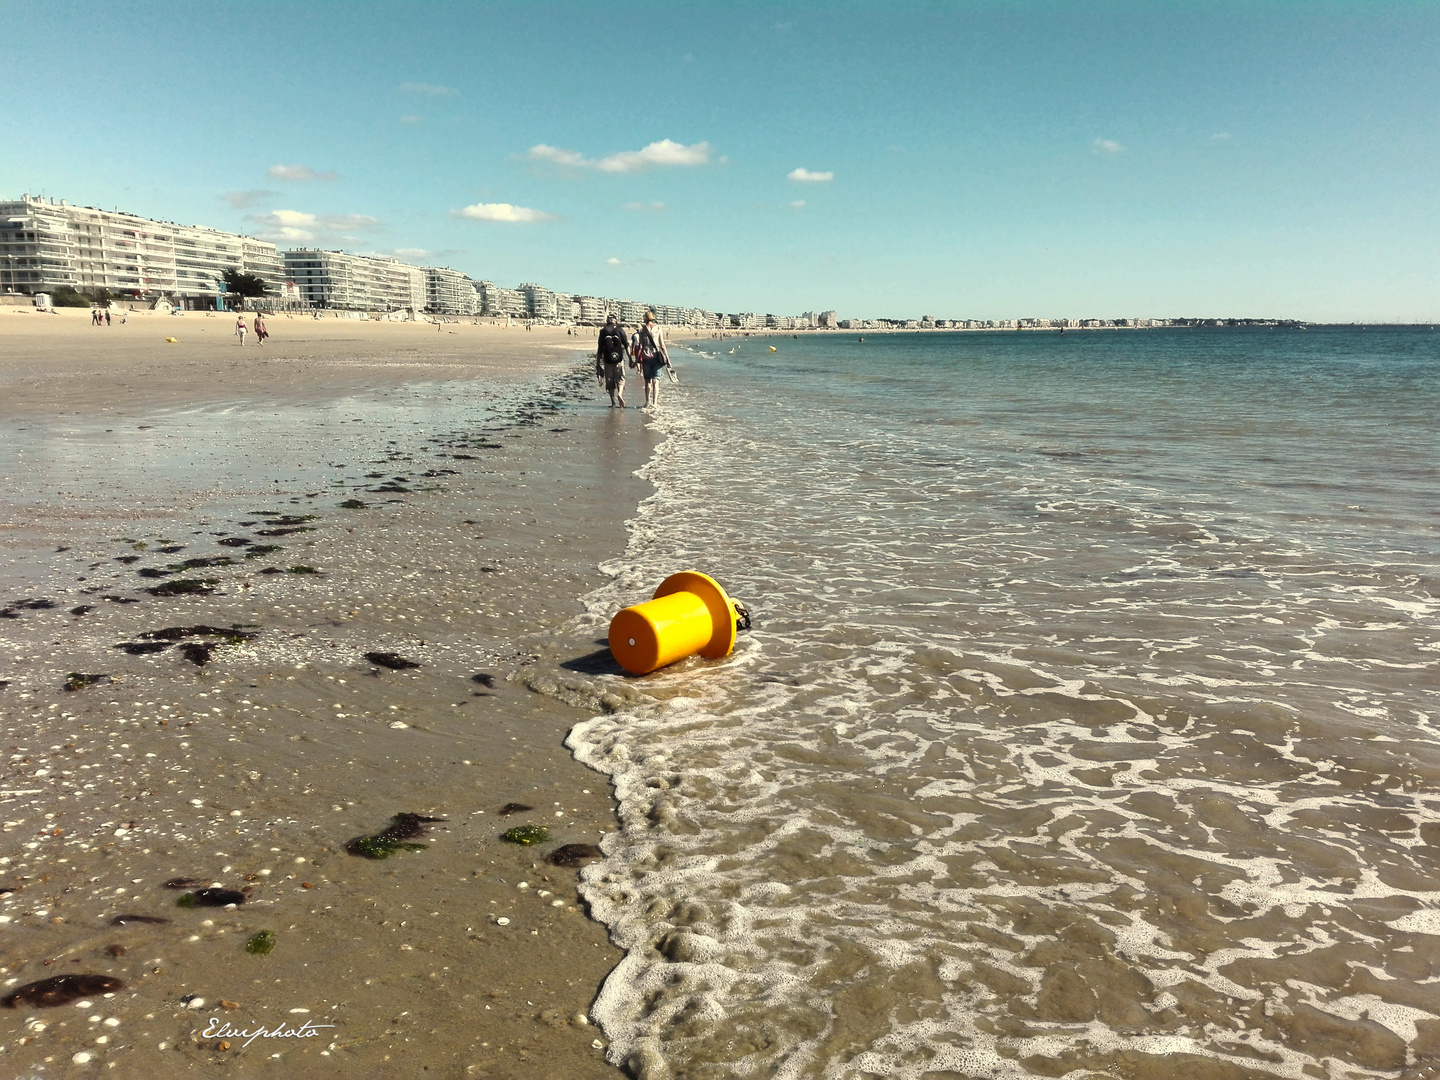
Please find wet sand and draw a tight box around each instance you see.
[0,310,651,1076]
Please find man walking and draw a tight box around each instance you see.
[595,312,629,408]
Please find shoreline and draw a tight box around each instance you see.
[0,314,650,1075]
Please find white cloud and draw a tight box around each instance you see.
[606,257,624,266]
[790,200,806,209]
[401,114,424,125]
[221,189,275,210]
[1211,132,1232,141]
[400,82,457,96]
[526,139,711,174]
[1091,138,1124,155]
[623,201,667,212]
[267,164,338,182]
[247,208,380,242]
[453,202,555,223]
[787,167,833,182]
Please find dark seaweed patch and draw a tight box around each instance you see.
[174,557,235,569]
[11,598,57,610]
[140,625,255,642]
[345,813,446,859]
[115,641,170,655]
[156,545,186,554]
[364,472,384,479]
[136,567,173,579]
[338,499,367,509]
[2,974,124,1009]
[471,672,495,688]
[244,544,284,558]
[178,642,216,666]
[258,567,284,575]
[365,652,420,670]
[451,454,477,460]
[370,484,411,494]
[178,888,245,907]
[110,913,170,926]
[217,537,251,548]
[245,930,276,955]
[265,515,317,526]
[497,802,532,817]
[547,843,604,868]
[115,555,141,564]
[145,578,219,597]
[286,566,321,575]
[100,595,140,604]
[256,527,313,537]
[163,877,205,889]
[0,609,17,619]
[70,605,93,616]
[64,672,109,692]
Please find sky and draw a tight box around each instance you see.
[3,0,1437,322]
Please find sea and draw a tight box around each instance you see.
[558,327,1440,1080]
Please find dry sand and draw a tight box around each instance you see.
[0,307,651,1077]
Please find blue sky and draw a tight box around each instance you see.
[3,1,1436,321]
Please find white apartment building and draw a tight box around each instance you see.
[424,267,478,315]
[0,194,282,304]
[518,282,555,321]
[282,249,424,311]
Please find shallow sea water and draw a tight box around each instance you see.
[560,329,1440,1079]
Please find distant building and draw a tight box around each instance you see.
[282,249,424,311]
[424,266,477,315]
[0,193,282,305]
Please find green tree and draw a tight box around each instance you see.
[51,285,112,307]
[220,268,269,297]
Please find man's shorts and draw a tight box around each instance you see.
[603,362,626,391]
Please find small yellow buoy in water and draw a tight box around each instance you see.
[609,571,743,675]
[769,345,777,352]
[165,337,178,343]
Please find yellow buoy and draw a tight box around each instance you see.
[769,345,777,352]
[165,337,178,343]
[609,571,738,675]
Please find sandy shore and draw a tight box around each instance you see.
[0,305,594,417]
[0,309,652,1076]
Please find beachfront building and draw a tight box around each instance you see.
[518,283,559,321]
[424,266,478,316]
[574,295,609,325]
[0,194,282,305]
[282,249,425,312]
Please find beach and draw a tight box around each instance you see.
[0,307,647,1077]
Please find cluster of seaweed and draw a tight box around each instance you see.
[345,813,447,859]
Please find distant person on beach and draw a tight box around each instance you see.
[637,311,671,409]
[235,314,247,345]
[104,309,111,327]
[595,313,629,408]
[253,313,268,345]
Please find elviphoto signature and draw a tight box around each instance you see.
[201,1016,336,1048]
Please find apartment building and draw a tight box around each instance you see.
[0,194,282,303]
[282,249,425,311]
[424,266,478,316]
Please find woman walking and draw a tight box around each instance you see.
[637,311,671,409]
[235,313,247,345]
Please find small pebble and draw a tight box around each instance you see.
[573,1013,589,1026]
[186,997,206,1009]
[73,1052,92,1064]
[495,917,510,926]
[389,721,409,729]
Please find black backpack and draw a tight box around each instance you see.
[599,325,626,363]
